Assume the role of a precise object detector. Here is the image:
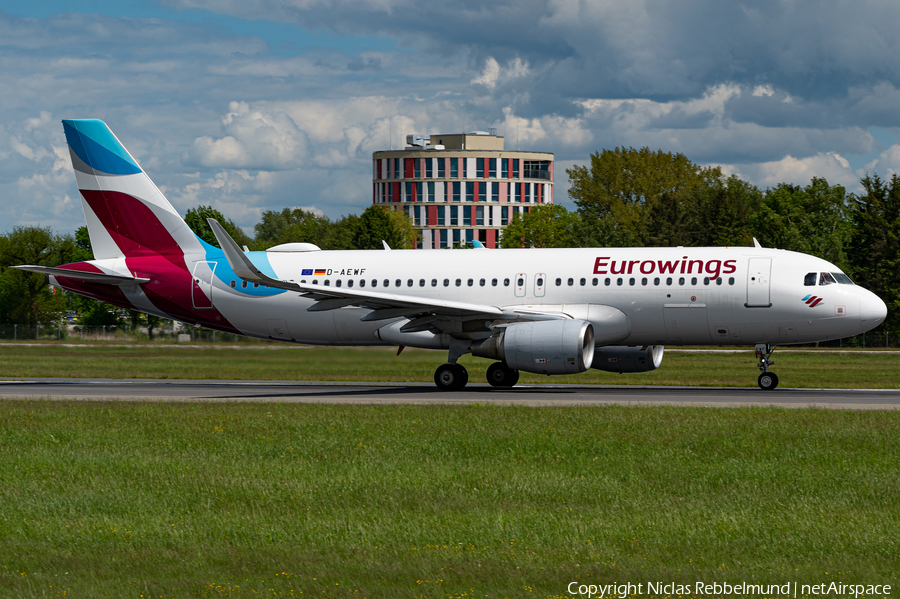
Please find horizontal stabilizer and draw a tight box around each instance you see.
[11,265,150,285]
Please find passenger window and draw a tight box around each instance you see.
[336,280,342,287]
[716,277,722,285]
[580,278,586,286]
[492,278,498,286]
[819,272,837,285]
[443,279,450,286]
[372,279,377,287]
[536,277,544,286]
[359,280,365,288]
[605,278,611,286]
[312,280,318,285]
[384,279,390,287]
[654,277,660,285]
[703,277,709,285]
[804,272,817,286]
[242,281,247,288]
[691,277,698,285]
[728,277,735,285]
[517,277,524,286]
[253,283,259,288]
[479,278,486,286]
[323,280,330,287]
[679,277,685,285]
[395,279,401,287]
[419,279,425,287]
[617,278,623,286]
[592,278,598,286]
[347,280,353,288]
[230,280,236,288]
[431,279,437,287]
[504,278,510,286]
[467,279,474,286]
[555,278,562,286]
[629,278,636,285]
[641,277,648,286]
[568,278,574,286]
[666,277,672,285]
[456,279,462,286]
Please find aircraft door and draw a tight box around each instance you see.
[515,273,527,297]
[534,273,546,297]
[746,258,772,307]
[191,261,216,310]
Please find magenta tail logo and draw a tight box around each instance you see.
[801,294,824,307]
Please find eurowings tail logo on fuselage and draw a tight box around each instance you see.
[802,294,824,307]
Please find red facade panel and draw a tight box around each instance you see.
[486,228,496,249]
[428,206,437,227]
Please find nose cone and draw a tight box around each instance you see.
[859,291,887,331]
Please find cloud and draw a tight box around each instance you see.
[718,153,862,192]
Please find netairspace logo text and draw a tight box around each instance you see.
[566,581,892,598]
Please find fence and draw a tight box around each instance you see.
[0,324,270,343]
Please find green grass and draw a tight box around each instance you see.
[0,403,897,598]
[1,344,900,388]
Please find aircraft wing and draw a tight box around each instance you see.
[11,265,150,285]
[207,218,564,328]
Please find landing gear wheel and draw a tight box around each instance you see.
[758,372,779,390]
[486,362,519,387]
[434,363,468,391]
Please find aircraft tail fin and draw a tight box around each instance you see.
[62,119,201,260]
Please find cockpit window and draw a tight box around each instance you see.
[819,272,837,286]
[833,272,854,285]
[804,272,817,286]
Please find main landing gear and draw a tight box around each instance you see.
[434,363,468,391]
[755,343,779,390]
[486,362,519,387]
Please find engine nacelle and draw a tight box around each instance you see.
[472,320,595,375]
[591,345,664,373]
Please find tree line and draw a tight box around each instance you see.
[1,147,897,332]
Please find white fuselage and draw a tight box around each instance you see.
[197,246,882,348]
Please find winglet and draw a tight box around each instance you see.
[753,237,762,248]
[207,218,265,281]
[382,240,391,250]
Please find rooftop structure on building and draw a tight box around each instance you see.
[373,130,554,249]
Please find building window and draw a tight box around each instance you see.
[523,160,550,180]
[427,181,435,202]
[425,159,432,178]
[513,159,519,178]
[501,206,509,226]
[405,181,411,201]
[491,182,499,202]
[501,158,508,178]
[450,205,459,226]
[414,160,421,179]
[476,158,484,178]
[489,158,497,178]
[464,207,472,226]
[393,158,400,177]
[437,206,446,226]
[450,157,458,178]
[477,182,486,202]
[476,206,484,226]
[440,228,447,248]
[465,181,474,202]
[452,182,461,202]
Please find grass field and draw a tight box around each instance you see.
[1,343,899,388]
[0,402,897,598]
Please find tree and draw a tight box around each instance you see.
[567,147,724,246]
[500,204,584,248]
[184,205,252,249]
[262,208,336,249]
[847,174,900,330]
[0,226,75,326]
[352,206,417,250]
[749,178,851,269]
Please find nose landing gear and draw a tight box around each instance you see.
[755,343,779,390]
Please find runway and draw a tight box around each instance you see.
[0,378,898,409]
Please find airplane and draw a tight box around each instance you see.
[15,119,888,391]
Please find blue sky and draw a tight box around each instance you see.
[2,0,900,235]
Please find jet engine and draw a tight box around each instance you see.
[591,345,664,373]
[472,320,595,375]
